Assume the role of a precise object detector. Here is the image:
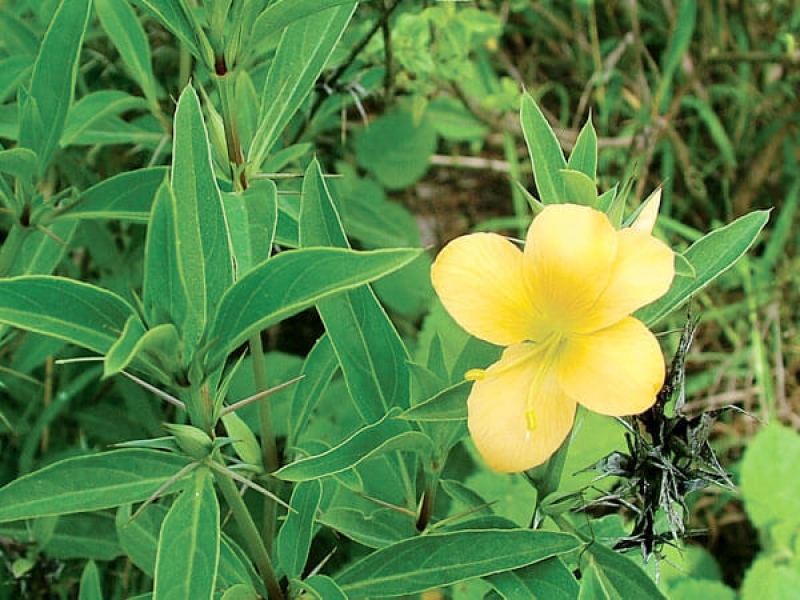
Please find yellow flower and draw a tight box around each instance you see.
[431,203,675,473]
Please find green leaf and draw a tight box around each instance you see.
[134,0,213,67]
[0,276,135,355]
[61,90,149,146]
[578,544,666,600]
[486,558,579,600]
[220,585,259,600]
[142,179,189,332]
[740,423,800,529]
[249,4,356,166]
[288,334,338,446]
[57,167,167,223]
[249,0,359,43]
[0,450,193,522]
[0,514,122,561]
[567,118,597,181]
[171,85,235,350]
[520,93,567,205]
[400,380,470,422]
[18,0,91,173]
[0,147,38,182]
[0,55,33,105]
[276,480,321,579]
[104,315,147,377]
[355,109,437,190]
[637,210,769,325]
[221,179,278,277]
[117,503,167,576]
[7,220,78,277]
[0,11,39,56]
[95,0,159,105]
[293,575,347,600]
[300,159,411,421]
[153,468,220,600]
[336,529,581,597]
[206,247,421,368]
[318,506,416,549]
[221,412,261,467]
[78,561,103,600]
[560,169,597,206]
[276,411,421,481]
[741,556,800,600]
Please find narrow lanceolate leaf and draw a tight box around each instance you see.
[567,117,598,181]
[95,0,159,105]
[0,450,192,523]
[335,529,581,598]
[18,0,91,173]
[248,4,356,166]
[637,210,769,325]
[300,159,411,421]
[221,179,278,277]
[206,247,422,369]
[288,334,338,446]
[276,480,322,580]
[57,167,167,223]
[249,0,359,42]
[142,179,189,330]
[61,90,149,146]
[276,413,434,482]
[154,468,220,600]
[78,561,103,600]
[171,86,234,348]
[579,543,666,600]
[0,276,135,354]
[520,93,567,205]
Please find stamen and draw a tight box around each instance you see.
[525,410,538,432]
[465,368,486,381]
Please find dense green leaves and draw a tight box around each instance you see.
[335,529,580,597]
[0,450,192,522]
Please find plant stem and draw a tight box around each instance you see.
[215,60,281,550]
[214,463,284,600]
[415,464,441,531]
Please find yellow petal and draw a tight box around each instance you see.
[468,344,577,473]
[431,233,539,346]
[578,228,674,333]
[557,317,664,416]
[524,204,618,335]
[630,188,662,234]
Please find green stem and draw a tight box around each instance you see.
[415,464,441,531]
[214,463,284,600]
[215,57,280,553]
